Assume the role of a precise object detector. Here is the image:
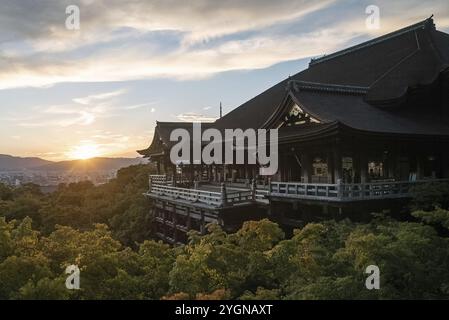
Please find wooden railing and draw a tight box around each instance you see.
[269,179,449,202]
[270,182,338,200]
[149,174,170,186]
[148,175,449,205]
[255,189,269,204]
[147,180,266,207]
[150,184,222,206]
[226,190,254,204]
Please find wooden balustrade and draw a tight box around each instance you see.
[147,175,449,205]
[269,179,449,202]
[150,184,222,206]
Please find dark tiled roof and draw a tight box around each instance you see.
[214,17,449,130]
[290,90,449,136]
[140,18,449,156]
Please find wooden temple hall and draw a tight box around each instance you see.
[139,18,449,244]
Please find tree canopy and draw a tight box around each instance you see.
[1,167,449,299]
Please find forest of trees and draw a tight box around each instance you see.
[1,164,449,300]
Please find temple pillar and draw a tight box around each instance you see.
[387,150,398,180]
[162,160,166,175]
[443,152,449,179]
[416,155,424,179]
[172,165,177,186]
[360,153,368,183]
[173,211,178,243]
[332,147,342,184]
[301,153,311,183]
[162,202,167,238]
[186,207,191,230]
[252,166,257,182]
[200,210,206,235]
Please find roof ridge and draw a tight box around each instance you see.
[309,17,435,66]
[288,80,369,95]
[156,121,193,125]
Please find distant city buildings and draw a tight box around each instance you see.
[0,170,118,189]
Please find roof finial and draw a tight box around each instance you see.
[220,102,223,118]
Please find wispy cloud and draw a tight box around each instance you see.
[121,102,157,111]
[16,88,131,127]
[0,1,447,89]
[175,112,218,122]
[72,89,127,105]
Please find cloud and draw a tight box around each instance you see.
[0,0,334,45]
[72,89,127,105]
[18,110,95,127]
[0,0,336,89]
[120,102,157,111]
[0,0,448,89]
[175,112,218,122]
[0,27,357,89]
[16,88,130,127]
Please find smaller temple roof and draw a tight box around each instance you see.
[137,121,214,157]
[288,88,449,136]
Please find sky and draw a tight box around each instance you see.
[0,0,448,161]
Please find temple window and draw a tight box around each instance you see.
[368,161,384,180]
[312,156,328,183]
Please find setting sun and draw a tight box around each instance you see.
[68,144,101,160]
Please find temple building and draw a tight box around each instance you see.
[139,18,449,244]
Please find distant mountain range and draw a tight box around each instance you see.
[0,154,146,172]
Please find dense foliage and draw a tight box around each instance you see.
[1,167,449,300]
[0,165,155,246]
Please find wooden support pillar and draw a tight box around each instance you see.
[173,210,178,243]
[416,155,424,179]
[200,209,205,235]
[156,160,161,174]
[225,164,230,182]
[301,153,311,183]
[251,179,256,201]
[162,202,167,238]
[208,166,212,182]
[387,150,398,180]
[186,207,191,230]
[162,159,166,175]
[360,153,368,183]
[219,165,222,182]
[189,165,195,184]
[252,165,259,180]
[172,165,177,187]
[332,147,342,184]
[443,152,449,179]
[221,183,228,207]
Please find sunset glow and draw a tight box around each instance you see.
[68,144,101,160]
